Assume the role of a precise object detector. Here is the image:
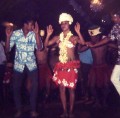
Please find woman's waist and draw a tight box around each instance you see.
[56,60,80,69]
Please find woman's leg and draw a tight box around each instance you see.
[59,85,67,115]
[69,88,75,114]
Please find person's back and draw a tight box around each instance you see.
[79,49,93,65]
[78,48,93,99]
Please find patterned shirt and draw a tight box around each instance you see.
[109,24,120,64]
[10,29,42,72]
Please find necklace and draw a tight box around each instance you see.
[59,31,73,63]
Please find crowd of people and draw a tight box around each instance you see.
[0,9,120,118]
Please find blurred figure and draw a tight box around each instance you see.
[109,10,120,96]
[36,30,52,103]
[78,46,93,101]
[0,39,6,109]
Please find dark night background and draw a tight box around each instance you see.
[0,1,120,118]
[0,0,120,39]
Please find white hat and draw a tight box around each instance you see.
[88,26,101,36]
[59,13,73,25]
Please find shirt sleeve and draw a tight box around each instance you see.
[108,25,116,41]
[10,31,16,51]
[33,33,43,50]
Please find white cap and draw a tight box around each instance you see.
[59,13,73,25]
[88,27,101,36]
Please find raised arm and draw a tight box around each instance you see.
[5,26,13,53]
[33,22,43,50]
[44,25,58,47]
[74,22,85,45]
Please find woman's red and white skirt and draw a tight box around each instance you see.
[52,60,80,89]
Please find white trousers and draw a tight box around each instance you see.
[111,65,120,95]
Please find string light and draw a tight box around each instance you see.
[90,0,104,12]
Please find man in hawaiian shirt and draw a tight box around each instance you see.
[5,17,42,117]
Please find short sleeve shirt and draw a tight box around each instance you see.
[10,29,38,72]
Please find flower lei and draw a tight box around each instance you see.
[59,31,73,63]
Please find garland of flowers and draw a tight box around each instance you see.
[59,31,73,63]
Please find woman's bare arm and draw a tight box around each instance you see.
[74,22,85,45]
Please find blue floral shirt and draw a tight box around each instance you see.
[10,29,41,72]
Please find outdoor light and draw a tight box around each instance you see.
[40,30,45,37]
[90,0,104,12]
